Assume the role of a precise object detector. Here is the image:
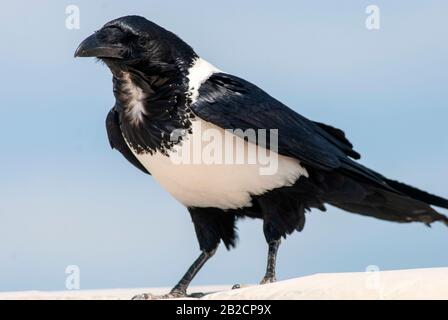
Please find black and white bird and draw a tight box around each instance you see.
[75,16,448,299]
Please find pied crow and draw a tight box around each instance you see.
[75,16,448,299]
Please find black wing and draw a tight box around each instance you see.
[192,73,391,189]
[105,107,150,175]
[192,73,448,223]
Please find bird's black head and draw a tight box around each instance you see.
[75,15,197,75]
[75,16,198,154]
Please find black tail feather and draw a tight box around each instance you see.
[315,170,448,227]
[331,185,448,227]
[385,179,448,210]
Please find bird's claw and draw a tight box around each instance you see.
[132,289,187,300]
[131,289,206,300]
[260,275,276,285]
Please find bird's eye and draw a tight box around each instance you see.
[96,26,127,43]
[137,36,149,47]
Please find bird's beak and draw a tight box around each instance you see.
[74,33,126,59]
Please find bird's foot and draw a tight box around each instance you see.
[132,289,187,300]
[132,289,206,300]
[260,275,276,285]
[232,276,276,290]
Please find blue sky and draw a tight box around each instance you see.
[0,0,447,291]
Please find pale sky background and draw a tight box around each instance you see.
[0,0,447,291]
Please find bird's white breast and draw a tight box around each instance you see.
[128,119,308,209]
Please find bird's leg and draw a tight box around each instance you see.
[171,249,216,297]
[260,239,281,284]
[132,249,216,300]
[232,239,281,289]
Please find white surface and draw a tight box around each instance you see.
[1,267,447,300]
